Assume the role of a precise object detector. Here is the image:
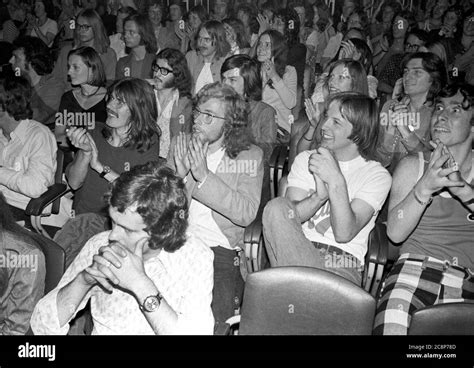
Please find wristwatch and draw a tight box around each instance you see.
[139,293,162,313]
[99,165,111,178]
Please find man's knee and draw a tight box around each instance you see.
[262,197,295,229]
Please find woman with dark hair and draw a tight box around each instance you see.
[53,78,161,267]
[116,13,157,80]
[27,0,58,47]
[378,52,448,172]
[153,48,193,158]
[176,4,208,53]
[419,0,450,33]
[52,8,117,92]
[272,8,306,119]
[223,17,250,55]
[55,46,108,146]
[0,192,46,335]
[254,29,297,141]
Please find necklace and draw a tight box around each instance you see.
[80,86,101,98]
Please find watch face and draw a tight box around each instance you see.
[143,295,160,312]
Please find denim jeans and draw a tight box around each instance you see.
[262,197,362,286]
[211,246,245,330]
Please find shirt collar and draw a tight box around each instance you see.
[0,120,29,144]
[338,154,366,171]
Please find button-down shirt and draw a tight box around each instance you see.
[0,119,56,210]
[185,50,227,95]
[30,230,214,335]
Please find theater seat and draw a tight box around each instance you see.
[223,266,376,335]
[408,303,474,335]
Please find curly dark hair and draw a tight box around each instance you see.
[155,48,192,98]
[106,162,188,252]
[12,36,53,76]
[0,76,33,121]
[256,30,288,80]
[104,78,160,153]
[194,82,252,159]
[221,54,262,101]
[273,8,301,48]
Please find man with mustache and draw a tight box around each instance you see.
[374,83,474,335]
[185,20,231,95]
[170,82,263,330]
[31,162,214,335]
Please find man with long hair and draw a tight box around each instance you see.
[262,93,392,286]
[170,82,263,329]
[185,20,231,95]
[31,162,214,335]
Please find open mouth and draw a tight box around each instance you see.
[433,126,450,133]
[321,131,334,140]
[107,109,119,118]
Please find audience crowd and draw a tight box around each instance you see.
[0,0,473,336]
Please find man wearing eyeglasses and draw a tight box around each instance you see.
[185,20,231,95]
[169,82,264,330]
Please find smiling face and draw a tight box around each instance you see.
[256,34,272,62]
[222,67,245,96]
[108,206,150,253]
[431,91,473,147]
[67,55,90,85]
[320,100,356,154]
[402,58,432,97]
[328,64,353,94]
[148,5,162,26]
[106,93,132,130]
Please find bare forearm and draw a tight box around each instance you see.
[66,151,91,190]
[293,193,327,223]
[327,179,358,243]
[297,125,317,155]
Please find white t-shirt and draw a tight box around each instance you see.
[30,18,58,47]
[288,151,392,263]
[188,148,232,249]
[194,62,213,95]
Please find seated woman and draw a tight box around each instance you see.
[51,9,117,92]
[55,46,107,147]
[152,48,193,158]
[53,78,161,267]
[253,30,297,144]
[115,13,157,80]
[378,52,447,173]
[0,192,46,335]
[221,54,277,210]
[290,59,369,167]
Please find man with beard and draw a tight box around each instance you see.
[169,82,263,329]
[185,20,231,95]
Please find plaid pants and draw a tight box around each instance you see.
[373,253,474,335]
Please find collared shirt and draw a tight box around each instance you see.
[0,230,46,335]
[0,120,56,210]
[156,89,180,158]
[30,230,214,335]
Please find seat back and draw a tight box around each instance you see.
[239,266,376,335]
[51,148,65,214]
[30,232,66,294]
[408,303,474,335]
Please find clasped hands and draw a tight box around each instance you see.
[308,147,343,201]
[66,127,102,172]
[81,238,149,294]
[173,132,209,183]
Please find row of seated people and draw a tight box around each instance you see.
[1,71,472,334]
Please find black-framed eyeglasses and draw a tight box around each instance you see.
[152,64,174,76]
[192,107,226,124]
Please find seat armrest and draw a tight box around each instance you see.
[365,222,388,266]
[25,184,69,216]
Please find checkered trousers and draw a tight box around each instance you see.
[373,253,474,335]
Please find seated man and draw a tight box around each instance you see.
[170,82,264,327]
[0,75,57,221]
[374,83,474,335]
[0,193,46,335]
[30,162,215,335]
[263,93,392,285]
[10,36,63,130]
